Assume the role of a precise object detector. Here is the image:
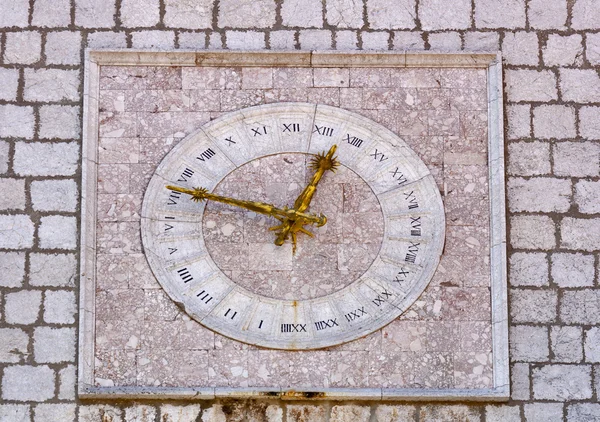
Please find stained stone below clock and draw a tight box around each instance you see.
[202,153,385,300]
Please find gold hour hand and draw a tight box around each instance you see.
[272,144,339,251]
[165,185,327,227]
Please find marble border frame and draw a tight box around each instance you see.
[79,50,508,401]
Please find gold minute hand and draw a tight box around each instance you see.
[271,145,339,251]
[165,185,327,227]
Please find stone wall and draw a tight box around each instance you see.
[0,0,599,420]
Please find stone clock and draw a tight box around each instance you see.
[140,102,445,350]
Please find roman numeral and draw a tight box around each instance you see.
[405,242,420,263]
[344,134,364,148]
[224,136,235,145]
[196,289,213,304]
[197,148,216,162]
[282,123,300,132]
[251,126,268,136]
[372,289,393,307]
[390,167,408,185]
[344,306,367,322]
[177,267,193,283]
[410,216,422,236]
[404,190,419,209]
[314,318,339,331]
[393,268,410,283]
[258,320,264,329]
[167,190,181,205]
[370,148,388,162]
[168,247,177,255]
[164,223,174,231]
[314,125,334,137]
[281,323,307,333]
[177,167,194,182]
[224,308,237,320]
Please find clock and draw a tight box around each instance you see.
[140,102,445,350]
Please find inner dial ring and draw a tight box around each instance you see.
[140,103,445,350]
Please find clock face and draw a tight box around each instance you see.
[141,103,445,350]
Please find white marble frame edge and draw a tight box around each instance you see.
[78,49,509,401]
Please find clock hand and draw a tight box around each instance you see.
[165,185,327,227]
[270,144,339,252]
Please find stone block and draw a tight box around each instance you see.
[509,252,548,287]
[560,68,600,103]
[39,216,77,250]
[508,140,552,176]
[282,0,323,27]
[485,405,520,422]
[0,252,25,287]
[2,365,55,402]
[34,404,76,422]
[393,31,424,49]
[554,141,600,176]
[219,0,276,28]
[326,0,364,28]
[121,0,160,27]
[5,290,42,325]
[330,405,370,422]
[34,327,76,363]
[508,105,533,140]
[576,180,600,214]
[31,179,78,212]
[0,0,29,27]
[374,405,417,421]
[543,34,583,67]
[269,31,296,50]
[58,365,76,400]
[0,328,29,363]
[533,364,592,400]
[45,32,82,65]
[44,290,76,324]
[474,0,525,28]
[588,33,600,65]
[561,290,600,324]
[200,404,226,422]
[177,32,206,49]
[164,0,212,29]
[551,326,583,363]
[568,404,600,421]
[75,0,115,27]
[39,105,80,140]
[0,178,26,210]
[508,177,571,213]
[88,31,128,48]
[336,31,359,50]
[579,106,600,140]
[14,142,79,176]
[551,252,594,287]
[0,140,8,174]
[428,32,462,51]
[511,363,530,400]
[299,30,333,50]
[524,403,564,422]
[584,327,600,362]
[419,405,480,422]
[561,217,600,251]
[79,406,122,422]
[208,32,223,48]
[463,31,499,51]
[24,69,79,102]
[0,215,34,249]
[510,215,555,250]
[361,32,390,50]
[368,0,415,29]
[533,105,576,139]
[161,405,201,422]
[528,0,567,29]
[510,325,549,362]
[32,0,71,27]
[505,70,557,102]
[419,0,469,30]
[131,31,175,49]
[0,68,19,101]
[29,253,77,287]
[0,405,30,422]
[125,406,157,422]
[510,289,557,323]
[572,0,600,29]
[314,68,349,87]
[266,405,283,422]
[502,32,539,65]
[0,105,35,139]
[227,31,266,50]
[286,405,326,422]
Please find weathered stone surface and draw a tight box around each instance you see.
[393,31,424,49]
[0,215,34,249]
[39,105,80,139]
[29,253,76,287]
[485,405,520,422]
[474,0,525,28]
[125,405,157,422]
[551,326,583,363]
[510,289,557,323]
[161,404,201,422]
[544,34,583,67]
[463,31,499,51]
[131,30,175,49]
[528,0,566,29]
[14,142,79,176]
[58,365,76,400]
[568,403,600,421]
[561,217,600,251]
[5,290,41,325]
[219,0,276,28]
[572,0,600,29]
[502,32,539,65]
[551,252,594,287]
[281,0,323,27]
[0,328,29,363]
[0,105,35,139]
[510,215,555,250]
[0,0,29,27]
[286,405,326,422]
[0,68,19,101]
[121,0,160,27]
[419,0,469,29]
[0,405,30,422]
[44,290,77,324]
[269,31,296,49]
[0,252,25,287]
[533,105,576,139]
[32,0,70,26]
[362,31,389,49]
[554,141,600,177]
[4,32,41,64]
[39,216,77,250]
[420,405,480,422]
[375,405,417,422]
[508,177,571,213]
[505,70,557,102]
[164,0,212,29]
[45,31,82,65]
[368,0,415,29]
[2,365,55,402]
[560,68,600,103]
[524,403,564,422]
[330,405,370,422]
[227,31,266,50]
[326,0,364,28]
[511,363,530,400]
[579,106,600,140]
[24,69,79,102]
[0,178,26,210]
[31,179,78,212]
[428,32,461,51]
[510,325,549,362]
[75,0,115,27]
[588,33,600,65]
[88,31,127,48]
[509,252,548,287]
[34,404,77,422]
[561,290,600,324]
[533,365,592,401]
[508,141,551,176]
[299,30,333,49]
[576,180,600,214]
[79,406,122,422]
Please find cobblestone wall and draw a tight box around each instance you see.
[1,0,599,420]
